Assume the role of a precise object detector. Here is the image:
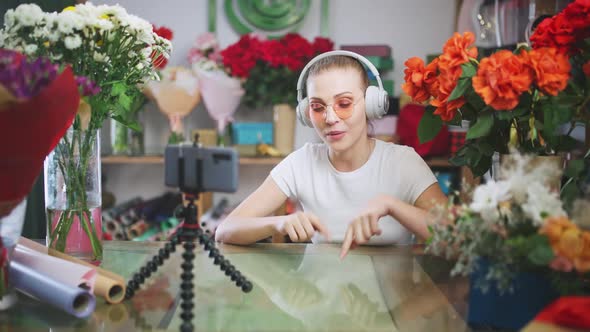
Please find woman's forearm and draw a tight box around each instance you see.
[215,215,285,245]
[386,197,432,241]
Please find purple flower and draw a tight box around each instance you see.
[0,48,100,99]
[0,49,58,99]
[75,76,101,97]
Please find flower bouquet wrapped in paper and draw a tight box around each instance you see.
[189,32,243,145]
[194,67,244,145]
[0,48,93,303]
[0,49,87,215]
[144,66,200,144]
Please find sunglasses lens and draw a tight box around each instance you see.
[334,99,354,119]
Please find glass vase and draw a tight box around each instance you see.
[110,119,129,155]
[0,199,27,310]
[44,126,103,264]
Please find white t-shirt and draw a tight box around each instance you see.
[270,139,438,245]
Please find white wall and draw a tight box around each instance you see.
[96,0,456,205]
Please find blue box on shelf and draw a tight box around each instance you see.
[232,122,273,145]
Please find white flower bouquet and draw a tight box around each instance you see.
[427,152,590,294]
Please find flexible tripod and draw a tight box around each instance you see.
[124,193,252,332]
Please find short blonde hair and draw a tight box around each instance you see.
[305,55,370,92]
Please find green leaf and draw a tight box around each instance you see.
[466,111,494,139]
[448,78,470,102]
[496,109,517,120]
[111,115,142,132]
[565,160,585,178]
[477,142,494,156]
[471,154,492,177]
[461,62,477,78]
[418,110,443,143]
[118,93,132,112]
[110,82,126,96]
[527,236,555,266]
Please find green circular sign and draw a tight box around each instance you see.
[224,0,311,38]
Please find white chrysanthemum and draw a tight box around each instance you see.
[501,153,562,204]
[93,52,109,62]
[64,35,82,49]
[469,180,511,223]
[140,47,153,59]
[47,30,60,43]
[73,3,98,18]
[24,44,38,54]
[32,25,51,39]
[57,11,85,34]
[14,4,44,27]
[95,4,127,19]
[521,182,566,225]
[4,9,16,28]
[0,31,5,47]
[94,18,114,31]
[123,14,151,31]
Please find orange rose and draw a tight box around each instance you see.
[574,232,590,272]
[540,216,574,244]
[583,60,590,77]
[558,227,584,261]
[430,70,465,121]
[472,50,533,110]
[524,48,571,96]
[438,32,478,73]
[402,57,439,102]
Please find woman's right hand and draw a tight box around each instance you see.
[274,212,330,242]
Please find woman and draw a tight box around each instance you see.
[216,52,447,258]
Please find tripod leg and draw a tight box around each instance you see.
[125,234,182,299]
[180,240,196,332]
[196,228,253,293]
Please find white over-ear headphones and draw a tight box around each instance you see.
[296,50,389,127]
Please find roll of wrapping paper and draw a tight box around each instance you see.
[18,237,126,304]
[104,218,122,236]
[131,227,160,242]
[113,230,127,241]
[10,260,95,318]
[13,245,97,291]
[126,220,148,239]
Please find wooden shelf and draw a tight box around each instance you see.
[101,155,283,166]
[102,155,454,168]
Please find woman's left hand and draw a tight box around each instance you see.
[340,194,392,259]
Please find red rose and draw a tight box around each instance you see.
[564,0,590,30]
[549,14,575,46]
[531,18,556,49]
[312,37,334,55]
[282,33,314,64]
[153,25,173,41]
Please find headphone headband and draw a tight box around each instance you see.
[296,50,385,102]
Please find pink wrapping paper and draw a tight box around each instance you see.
[194,68,244,134]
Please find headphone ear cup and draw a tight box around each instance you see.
[296,97,313,127]
[364,85,388,119]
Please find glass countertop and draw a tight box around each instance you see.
[0,241,470,332]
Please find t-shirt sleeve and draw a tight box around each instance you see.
[270,148,300,199]
[399,148,439,205]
